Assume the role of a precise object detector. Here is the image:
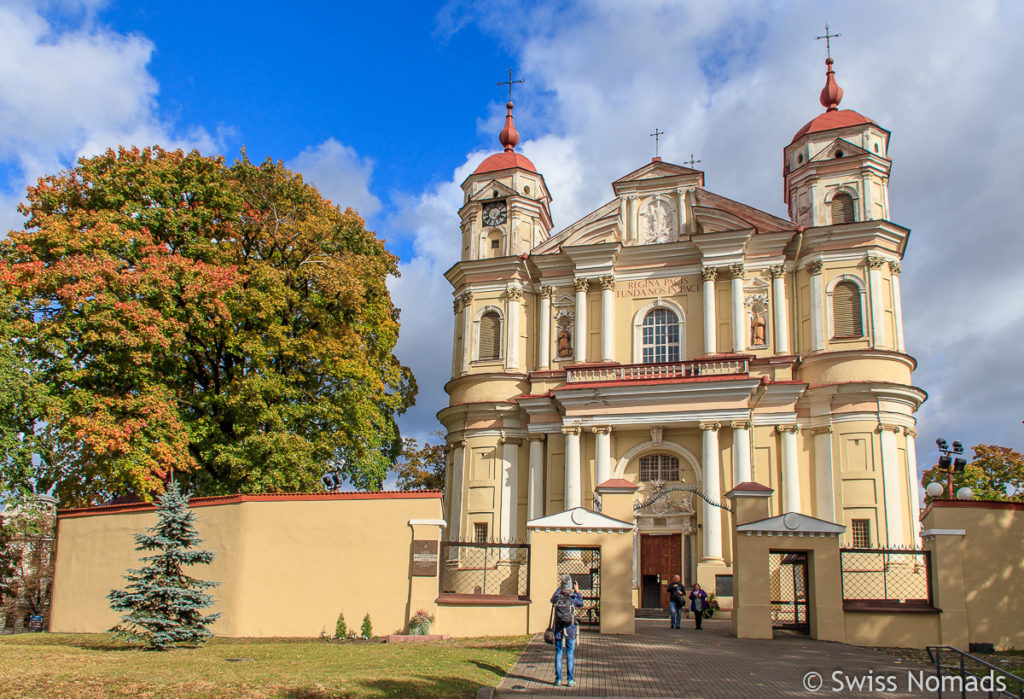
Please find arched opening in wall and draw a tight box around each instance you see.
[479,311,502,360]
[831,192,855,224]
[641,308,681,363]
[486,230,502,257]
[832,281,864,338]
[639,454,680,482]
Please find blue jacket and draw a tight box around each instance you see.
[550,589,584,640]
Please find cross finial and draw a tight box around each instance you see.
[497,68,525,104]
[684,153,701,168]
[650,128,664,157]
[816,23,841,59]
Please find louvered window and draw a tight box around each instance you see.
[641,308,680,363]
[479,311,501,360]
[832,281,863,337]
[639,454,680,482]
[831,192,855,224]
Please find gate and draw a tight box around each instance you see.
[557,546,600,628]
[768,551,809,632]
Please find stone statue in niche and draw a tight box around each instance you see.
[750,307,767,346]
[557,325,573,358]
[641,198,673,244]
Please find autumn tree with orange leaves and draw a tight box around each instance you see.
[0,147,415,506]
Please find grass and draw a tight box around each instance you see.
[0,633,531,698]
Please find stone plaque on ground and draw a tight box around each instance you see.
[411,540,439,576]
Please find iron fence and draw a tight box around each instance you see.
[769,551,809,630]
[840,548,932,605]
[439,542,530,599]
[557,546,601,628]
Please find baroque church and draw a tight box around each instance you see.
[438,55,924,605]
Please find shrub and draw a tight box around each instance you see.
[360,613,373,639]
[334,613,347,639]
[408,609,434,635]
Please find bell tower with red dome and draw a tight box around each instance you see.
[458,101,552,261]
[784,55,892,227]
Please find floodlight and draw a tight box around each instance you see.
[938,454,952,469]
[936,438,948,450]
[925,482,944,498]
[956,487,974,501]
[952,440,963,454]
[953,457,967,473]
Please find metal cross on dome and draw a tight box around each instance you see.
[684,153,701,168]
[650,128,664,157]
[497,68,524,103]
[816,23,841,58]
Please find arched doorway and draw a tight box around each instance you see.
[634,481,697,609]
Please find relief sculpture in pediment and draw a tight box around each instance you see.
[641,197,674,244]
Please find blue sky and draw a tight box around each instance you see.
[2,0,1022,483]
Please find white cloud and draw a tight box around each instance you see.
[287,139,382,219]
[395,0,1024,461]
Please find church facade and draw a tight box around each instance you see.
[438,57,925,604]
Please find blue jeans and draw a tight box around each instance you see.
[554,634,576,682]
[669,600,683,628]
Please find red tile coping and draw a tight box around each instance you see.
[556,374,750,390]
[385,634,452,643]
[435,593,530,606]
[726,481,774,496]
[596,478,639,491]
[842,600,939,614]
[58,490,443,518]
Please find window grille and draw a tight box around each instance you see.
[851,519,872,548]
[831,192,855,224]
[639,454,680,482]
[832,281,863,337]
[478,312,501,360]
[641,308,680,363]
[474,522,488,543]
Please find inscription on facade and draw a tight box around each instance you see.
[615,277,700,298]
[411,540,439,576]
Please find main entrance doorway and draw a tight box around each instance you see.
[769,551,810,633]
[639,533,681,608]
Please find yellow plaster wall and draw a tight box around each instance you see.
[434,603,530,637]
[51,495,443,638]
[843,611,941,648]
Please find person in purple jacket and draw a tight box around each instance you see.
[550,574,584,686]
[689,582,708,630]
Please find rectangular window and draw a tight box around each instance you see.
[851,519,872,548]
[474,522,488,543]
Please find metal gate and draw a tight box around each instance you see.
[768,551,809,632]
[557,546,600,628]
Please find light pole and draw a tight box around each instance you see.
[935,438,967,500]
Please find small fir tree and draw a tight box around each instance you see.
[361,613,373,639]
[334,612,347,639]
[108,480,220,650]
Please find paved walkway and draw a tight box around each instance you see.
[496,618,936,698]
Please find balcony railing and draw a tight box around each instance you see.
[565,357,749,384]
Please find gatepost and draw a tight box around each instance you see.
[407,518,445,632]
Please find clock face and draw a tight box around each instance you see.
[482,201,507,226]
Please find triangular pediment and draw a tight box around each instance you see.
[533,199,621,253]
[527,507,633,532]
[809,138,870,163]
[614,160,701,184]
[468,179,518,202]
[736,512,846,534]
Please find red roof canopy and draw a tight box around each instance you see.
[473,151,537,175]
[791,109,876,144]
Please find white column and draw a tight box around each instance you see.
[675,186,687,233]
[627,194,638,241]
[573,278,589,363]
[593,426,611,486]
[890,262,905,353]
[879,424,905,547]
[702,266,717,355]
[905,427,922,540]
[730,263,746,353]
[499,436,521,543]
[599,275,615,362]
[448,440,467,540]
[770,264,790,354]
[813,427,835,521]
[504,286,522,371]
[867,256,888,348]
[618,197,627,239]
[861,175,873,220]
[528,436,546,521]
[562,427,582,509]
[731,421,751,485]
[779,425,801,514]
[460,292,473,373]
[538,286,552,369]
[451,298,461,376]
[700,423,723,561]
[808,260,825,352]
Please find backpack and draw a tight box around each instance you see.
[554,592,575,627]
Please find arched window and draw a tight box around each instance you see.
[831,192,855,224]
[641,308,680,363]
[832,281,863,337]
[478,311,502,359]
[639,454,680,482]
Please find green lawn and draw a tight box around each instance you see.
[0,633,531,698]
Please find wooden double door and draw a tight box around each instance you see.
[640,533,682,609]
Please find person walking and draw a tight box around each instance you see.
[550,574,584,686]
[667,575,685,629]
[689,582,708,630]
